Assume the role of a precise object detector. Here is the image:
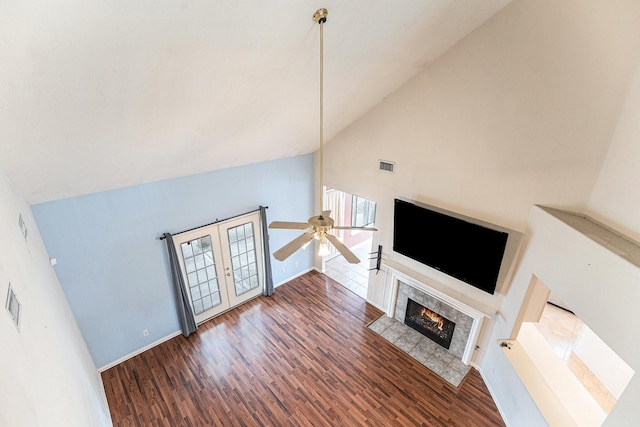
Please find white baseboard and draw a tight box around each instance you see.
[273,267,318,288]
[477,366,511,427]
[367,300,385,312]
[96,370,113,421]
[98,330,182,372]
[100,268,319,372]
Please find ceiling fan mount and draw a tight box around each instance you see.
[268,8,377,264]
[312,8,328,23]
[308,214,334,231]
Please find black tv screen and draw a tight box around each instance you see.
[393,199,508,294]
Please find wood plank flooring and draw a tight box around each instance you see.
[102,271,505,426]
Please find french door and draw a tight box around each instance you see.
[173,212,264,324]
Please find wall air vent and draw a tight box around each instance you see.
[5,283,21,332]
[18,214,28,240]
[379,160,395,173]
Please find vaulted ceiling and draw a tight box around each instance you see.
[1,0,512,204]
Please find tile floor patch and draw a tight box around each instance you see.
[324,240,373,299]
[368,316,471,388]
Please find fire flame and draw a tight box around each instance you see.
[420,307,444,331]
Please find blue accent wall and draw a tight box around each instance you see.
[32,155,315,368]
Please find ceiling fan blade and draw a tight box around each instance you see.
[333,226,378,232]
[325,234,360,264]
[269,221,310,230]
[273,232,315,261]
[322,210,332,217]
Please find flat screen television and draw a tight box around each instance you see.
[393,199,509,294]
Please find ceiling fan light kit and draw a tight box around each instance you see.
[268,8,377,264]
[317,237,331,257]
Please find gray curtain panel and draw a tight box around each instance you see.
[163,233,197,337]
[260,206,274,296]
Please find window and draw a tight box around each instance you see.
[351,195,376,228]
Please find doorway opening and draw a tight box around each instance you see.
[505,275,634,424]
[322,188,375,299]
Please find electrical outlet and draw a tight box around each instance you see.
[143,329,149,336]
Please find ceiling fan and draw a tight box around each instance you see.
[269,8,377,264]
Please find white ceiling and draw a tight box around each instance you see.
[0,0,512,204]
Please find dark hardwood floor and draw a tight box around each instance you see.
[102,271,505,426]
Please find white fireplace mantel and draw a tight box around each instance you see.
[384,264,494,365]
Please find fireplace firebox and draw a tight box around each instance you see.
[404,299,456,349]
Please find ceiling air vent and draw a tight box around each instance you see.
[5,283,21,332]
[379,160,395,173]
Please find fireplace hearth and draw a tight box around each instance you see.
[404,299,456,349]
[385,269,489,365]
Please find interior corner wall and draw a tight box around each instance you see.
[587,61,640,242]
[583,45,640,427]
[0,169,112,426]
[321,0,640,424]
[31,155,315,369]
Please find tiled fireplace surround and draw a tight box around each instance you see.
[393,282,472,359]
[370,267,490,386]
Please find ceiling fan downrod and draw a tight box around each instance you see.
[267,8,377,264]
[314,8,327,220]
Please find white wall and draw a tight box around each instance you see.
[0,170,112,426]
[587,61,640,242]
[573,325,634,400]
[581,33,640,427]
[486,207,640,426]
[322,0,640,425]
[325,0,640,234]
[324,0,640,311]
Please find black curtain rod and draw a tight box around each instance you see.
[158,206,268,240]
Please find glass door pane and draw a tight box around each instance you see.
[227,222,260,296]
[171,210,264,324]
[180,235,221,314]
[173,227,229,323]
[219,212,264,307]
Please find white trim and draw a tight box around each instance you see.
[96,371,113,420]
[385,266,489,365]
[99,267,316,372]
[367,300,385,312]
[273,267,317,288]
[478,366,512,427]
[98,330,182,372]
